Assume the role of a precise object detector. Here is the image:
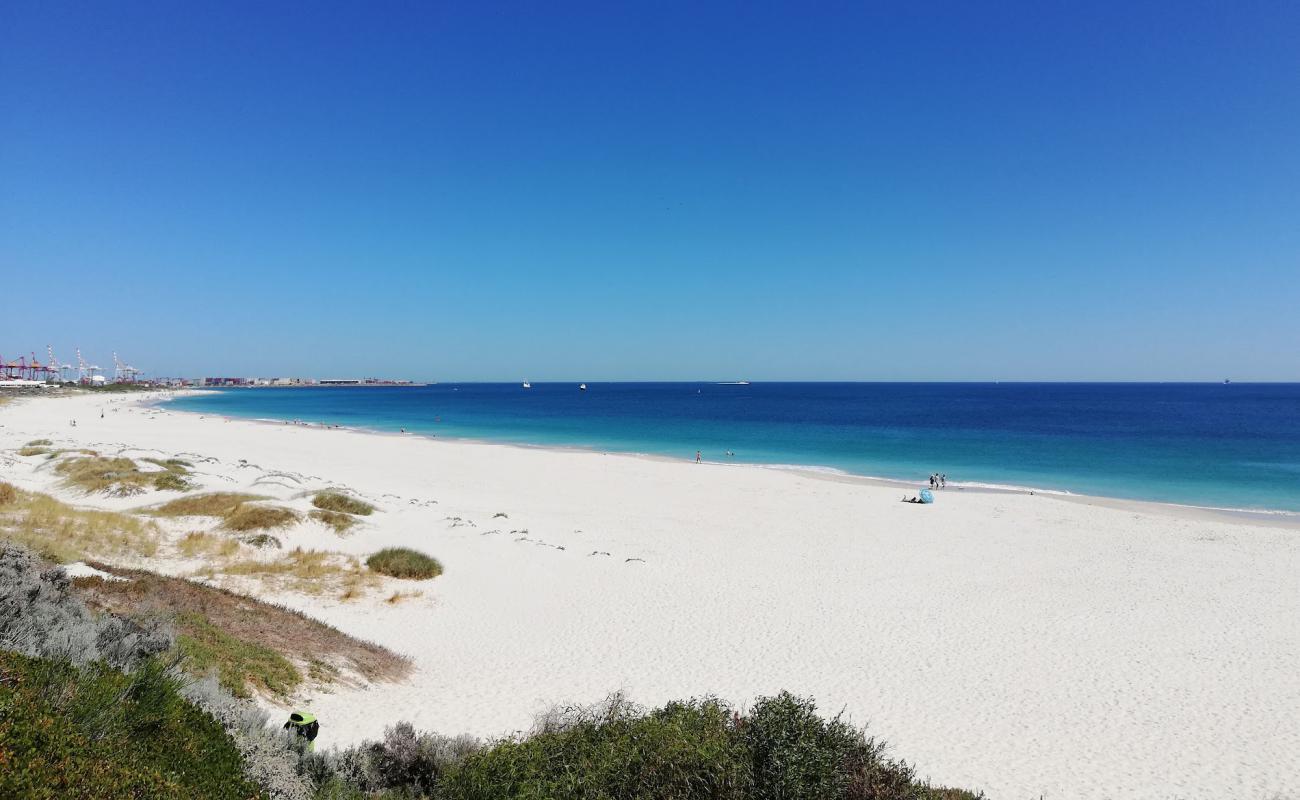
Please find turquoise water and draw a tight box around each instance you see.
[165,383,1300,513]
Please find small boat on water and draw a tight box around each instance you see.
[716,380,750,385]
[579,383,587,391]
[522,381,532,389]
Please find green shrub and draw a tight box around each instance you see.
[441,695,750,800]
[742,691,920,800]
[366,548,442,580]
[312,491,375,516]
[0,650,266,799]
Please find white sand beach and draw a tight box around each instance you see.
[2,391,1298,800]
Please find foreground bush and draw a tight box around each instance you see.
[367,547,443,579]
[440,695,749,800]
[0,650,266,799]
[312,693,983,800]
[0,543,170,668]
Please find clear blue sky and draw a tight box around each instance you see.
[2,1,1297,381]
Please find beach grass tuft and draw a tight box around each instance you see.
[25,439,53,446]
[18,446,51,456]
[150,492,266,519]
[238,533,281,549]
[311,491,375,516]
[176,531,240,559]
[0,482,17,507]
[219,547,379,595]
[366,547,443,580]
[222,504,299,532]
[310,508,359,534]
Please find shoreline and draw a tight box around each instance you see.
[158,391,1300,530]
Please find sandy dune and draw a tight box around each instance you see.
[2,391,1298,799]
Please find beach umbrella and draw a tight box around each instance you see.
[919,489,934,504]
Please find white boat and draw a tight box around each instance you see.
[522,381,532,389]
[716,380,750,385]
[579,383,587,391]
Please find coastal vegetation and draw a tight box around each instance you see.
[151,491,268,518]
[311,508,359,534]
[0,483,159,562]
[218,547,380,596]
[177,530,241,558]
[367,547,443,580]
[312,490,375,516]
[76,563,410,698]
[223,503,300,532]
[0,650,266,800]
[55,454,194,495]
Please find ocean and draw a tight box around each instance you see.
[163,382,1300,513]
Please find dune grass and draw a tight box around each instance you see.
[25,439,52,446]
[147,492,295,531]
[218,547,379,595]
[55,455,193,495]
[0,484,159,563]
[76,564,412,694]
[18,446,50,456]
[366,547,443,580]
[309,508,358,534]
[223,504,299,532]
[151,492,266,518]
[311,491,375,516]
[176,530,241,559]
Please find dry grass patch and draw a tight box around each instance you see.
[222,504,299,532]
[0,482,16,507]
[25,439,53,447]
[309,508,358,535]
[151,492,265,518]
[55,455,192,495]
[366,547,443,580]
[219,547,379,594]
[0,486,159,563]
[176,531,240,559]
[311,491,375,516]
[75,566,412,698]
[18,446,50,456]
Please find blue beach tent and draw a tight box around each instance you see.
[919,489,934,504]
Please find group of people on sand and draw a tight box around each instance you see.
[929,472,947,489]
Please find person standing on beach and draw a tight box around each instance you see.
[696,450,702,463]
[940,474,946,488]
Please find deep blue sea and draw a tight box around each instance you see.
[165,383,1300,513]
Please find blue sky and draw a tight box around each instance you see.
[2,1,1297,381]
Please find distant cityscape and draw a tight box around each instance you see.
[1,343,419,389]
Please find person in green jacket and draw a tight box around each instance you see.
[284,711,319,751]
